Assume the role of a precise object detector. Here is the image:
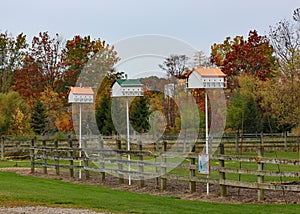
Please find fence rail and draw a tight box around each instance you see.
[1,134,299,159]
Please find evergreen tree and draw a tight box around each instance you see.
[226,92,244,131]
[96,95,115,135]
[227,92,262,133]
[243,96,262,133]
[30,100,48,135]
[111,98,126,135]
[130,96,151,133]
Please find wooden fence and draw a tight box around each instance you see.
[1,134,299,159]
[22,135,300,201]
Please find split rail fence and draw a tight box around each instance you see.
[1,134,300,201]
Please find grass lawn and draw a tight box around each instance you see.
[0,160,31,168]
[0,170,300,214]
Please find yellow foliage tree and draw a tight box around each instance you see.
[55,112,73,132]
[40,87,65,132]
[8,108,30,135]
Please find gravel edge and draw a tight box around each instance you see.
[0,206,107,214]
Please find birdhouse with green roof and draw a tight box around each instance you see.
[111,79,143,97]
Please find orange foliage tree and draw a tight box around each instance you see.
[13,55,45,106]
[210,30,277,92]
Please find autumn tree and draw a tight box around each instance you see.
[63,35,122,125]
[62,35,97,92]
[145,91,167,138]
[0,32,28,93]
[0,92,29,135]
[30,32,66,93]
[210,30,277,91]
[40,87,66,133]
[63,35,121,98]
[8,108,31,136]
[268,9,300,131]
[13,55,45,106]
[269,16,300,79]
[13,31,66,106]
[255,78,296,133]
[55,111,73,132]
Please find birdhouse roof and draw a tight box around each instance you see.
[70,87,94,95]
[191,67,226,77]
[115,79,143,87]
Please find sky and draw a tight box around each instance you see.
[1,0,299,77]
[1,0,298,54]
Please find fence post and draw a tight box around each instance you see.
[84,157,90,179]
[1,137,4,160]
[30,137,36,173]
[54,140,60,175]
[284,131,287,152]
[219,142,227,196]
[155,140,159,153]
[189,145,196,193]
[155,140,159,186]
[42,140,47,174]
[235,134,239,153]
[160,141,167,191]
[116,138,124,184]
[257,142,264,201]
[99,137,105,182]
[138,140,145,187]
[68,135,74,178]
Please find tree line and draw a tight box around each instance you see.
[159,9,300,135]
[0,9,299,137]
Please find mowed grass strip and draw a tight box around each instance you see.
[0,171,300,214]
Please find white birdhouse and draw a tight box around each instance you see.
[164,83,175,98]
[68,87,94,103]
[111,79,143,97]
[186,67,226,89]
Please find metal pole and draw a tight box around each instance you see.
[126,97,131,185]
[79,103,82,179]
[205,90,209,194]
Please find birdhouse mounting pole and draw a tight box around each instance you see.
[126,97,131,185]
[205,90,209,195]
[79,103,82,179]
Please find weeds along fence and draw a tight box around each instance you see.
[1,134,300,201]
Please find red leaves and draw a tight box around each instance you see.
[13,56,45,106]
[210,30,277,91]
